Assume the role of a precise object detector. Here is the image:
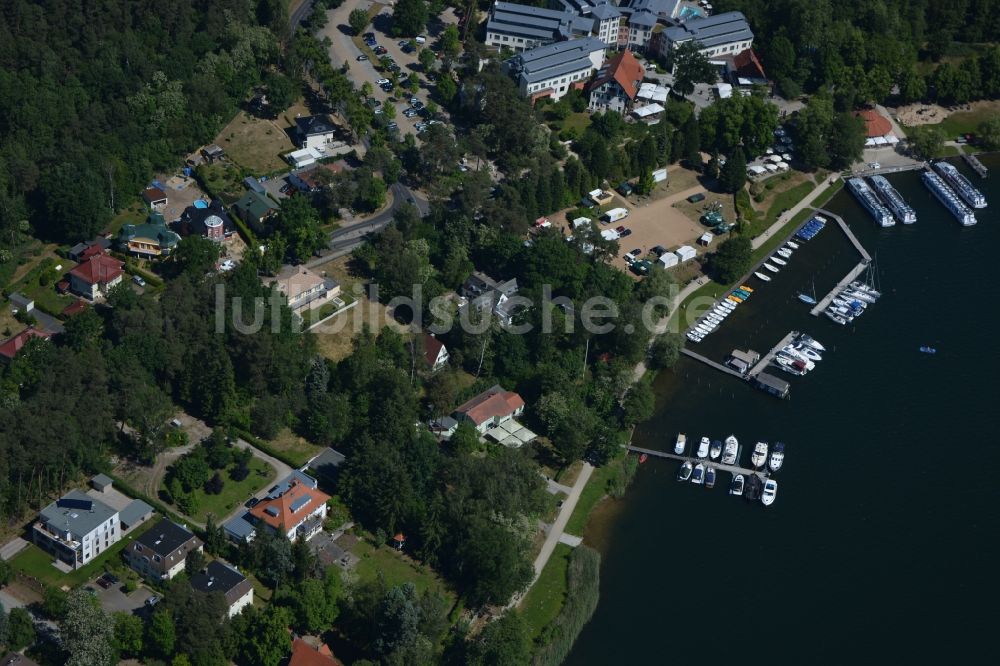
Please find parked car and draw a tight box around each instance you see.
[363,32,375,40]
[375,77,390,85]
[279,183,293,194]
[415,35,426,44]
[374,46,387,55]
[244,497,260,509]
[356,54,368,61]
[132,275,145,287]
[380,82,394,92]
[387,122,398,130]
[145,596,160,607]
[409,97,420,106]
[652,245,667,256]
[403,109,418,118]
[398,40,409,47]
[620,229,633,237]
[629,248,642,257]
[615,225,626,234]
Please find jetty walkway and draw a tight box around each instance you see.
[963,153,988,178]
[749,330,798,377]
[627,445,768,480]
[680,348,746,379]
[815,208,872,262]
[811,262,868,316]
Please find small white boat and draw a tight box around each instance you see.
[763,263,780,273]
[761,478,778,506]
[720,302,736,311]
[674,433,687,455]
[770,256,788,266]
[826,310,848,325]
[775,356,806,376]
[730,473,745,496]
[754,271,772,282]
[795,345,822,362]
[696,437,710,458]
[769,442,785,472]
[722,435,739,465]
[751,442,768,469]
[686,332,702,342]
[695,325,712,335]
[797,334,825,352]
[786,241,800,249]
[705,466,717,488]
[691,463,705,485]
[709,439,722,460]
[776,248,792,258]
[678,461,693,481]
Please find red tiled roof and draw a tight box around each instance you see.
[733,49,766,81]
[142,187,167,203]
[0,326,52,360]
[68,253,124,286]
[854,109,892,138]
[423,334,445,366]
[249,481,330,532]
[80,244,106,260]
[61,300,89,317]
[590,50,645,100]
[289,639,342,666]
[454,385,525,427]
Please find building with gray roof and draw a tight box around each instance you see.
[504,37,607,101]
[657,11,754,58]
[485,2,595,53]
[34,490,121,569]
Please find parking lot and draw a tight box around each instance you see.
[91,574,157,615]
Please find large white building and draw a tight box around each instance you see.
[33,491,121,569]
[485,0,622,53]
[504,37,607,101]
[656,11,754,59]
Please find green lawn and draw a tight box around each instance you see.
[265,427,325,468]
[165,458,275,523]
[934,105,999,138]
[10,519,157,589]
[564,464,618,536]
[8,256,78,317]
[350,537,455,603]
[520,543,572,640]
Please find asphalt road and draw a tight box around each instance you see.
[289,0,316,33]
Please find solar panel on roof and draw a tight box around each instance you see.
[57,497,93,511]
[290,495,311,513]
[265,506,280,517]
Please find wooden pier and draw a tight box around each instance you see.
[748,330,798,377]
[627,445,768,480]
[680,348,747,380]
[815,208,872,262]
[810,261,869,316]
[963,152,988,178]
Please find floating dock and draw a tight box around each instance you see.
[815,208,873,262]
[748,330,799,377]
[962,152,988,178]
[811,262,869,316]
[680,348,746,379]
[626,445,769,480]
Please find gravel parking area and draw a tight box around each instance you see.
[93,580,155,615]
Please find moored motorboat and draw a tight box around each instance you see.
[771,256,787,266]
[709,439,722,460]
[763,263,780,273]
[691,463,705,485]
[722,435,738,465]
[825,311,848,325]
[705,466,717,488]
[761,479,778,506]
[751,442,768,469]
[793,344,822,361]
[754,271,772,282]
[639,453,648,464]
[729,473,745,496]
[797,334,825,352]
[678,461,693,481]
[775,356,806,376]
[674,433,687,455]
[696,436,710,458]
[769,442,785,472]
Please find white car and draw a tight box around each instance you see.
[375,78,390,85]
[219,259,236,272]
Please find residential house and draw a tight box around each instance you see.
[504,37,607,101]
[453,385,526,434]
[118,212,181,258]
[288,161,347,193]
[178,200,235,241]
[295,115,339,151]
[233,190,279,231]
[588,49,645,113]
[68,237,112,262]
[726,48,768,87]
[0,326,52,362]
[67,252,124,300]
[267,265,341,315]
[655,11,753,60]
[142,187,168,209]
[289,638,343,666]
[249,476,330,542]
[33,490,120,569]
[423,334,449,372]
[190,560,254,618]
[125,518,203,582]
[201,144,225,163]
[460,271,520,325]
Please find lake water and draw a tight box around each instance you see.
[567,155,1000,664]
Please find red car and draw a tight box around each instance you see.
[615,225,626,233]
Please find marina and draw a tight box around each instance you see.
[847,177,895,227]
[962,152,988,178]
[869,175,917,224]
[748,330,799,377]
[810,262,869,316]
[921,170,977,225]
[625,445,769,481]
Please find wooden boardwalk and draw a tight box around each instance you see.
[627,445,768,480]
[963,152,988,178]
[680,348,747,380]
[748,330,799,377]
[815,208,872,262]
[811,261,868,316]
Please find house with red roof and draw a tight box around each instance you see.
[423,334,449,372]
[249,477,330,542]
[68,252,124,300]
[0,326,52,362]
[289,638,342,666]
[588,50,646,113]
[854,108,893,139]
[453,385,525,435]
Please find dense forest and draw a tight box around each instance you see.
[0,0,287,244]
[717,0,1000,106]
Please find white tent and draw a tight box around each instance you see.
[633,103,665,119]
[572,217,592,228]
[600,229,620,241]
[659,252,678,268]
[698,232,714,246]
[675,245,697,262]
[747,165,767,176]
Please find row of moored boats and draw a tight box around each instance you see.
[674,433,783,506]
[824,280,881,326]
[772,333,826,377]
[754,240,799,283]
[686,285,755,343]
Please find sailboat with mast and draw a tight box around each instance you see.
[798,280,818,305]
